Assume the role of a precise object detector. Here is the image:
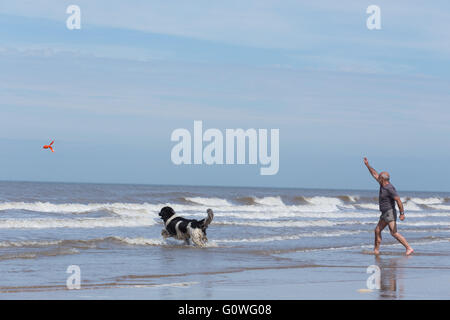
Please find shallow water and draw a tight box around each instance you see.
[0,181,449,299]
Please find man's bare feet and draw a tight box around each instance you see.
[406,247,414,256]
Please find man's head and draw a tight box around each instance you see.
[378,171,390,185]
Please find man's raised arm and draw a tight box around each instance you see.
[364,157,379,181]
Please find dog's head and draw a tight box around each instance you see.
[159,206,176,222]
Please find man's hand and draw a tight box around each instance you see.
[395,197,405,219]
[364,157,379,181]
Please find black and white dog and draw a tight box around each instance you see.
[158,206,214,246]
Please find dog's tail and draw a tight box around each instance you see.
[202,209,214,228]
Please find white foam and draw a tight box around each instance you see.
[308,196,342,206]
[358,202,415,212]
[0,194,448,227]
[0,217,156,229]
[216,230,363,243]
[402,221,450,227]
[0,236,165,248]
[403,228,450,233]
[185,197,232,206]
[295,196,345,212]
[216,219,359,228]
[254,196,285,206]
[0,201,162,216]
[0,239,61,248]
[403,201,422,211]
[0,201,100,213]
[213,210,377,220]
[398,212,450,218]
[429,204,450,211]
[356,203,380,210]
[409,197,443,205]
[113,237,164,246]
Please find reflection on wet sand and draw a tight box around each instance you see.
[375,255,410,299]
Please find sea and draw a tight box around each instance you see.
[0,181,448,299]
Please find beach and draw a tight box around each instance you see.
[0,181,449,299]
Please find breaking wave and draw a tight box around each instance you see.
[0,217,156,229]
[0,236,164,249]
[0,194,448,231]
[216,230,363,243]
[185,197,232,206]
[0,195,448,215]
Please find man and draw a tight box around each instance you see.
[364,157,414,256]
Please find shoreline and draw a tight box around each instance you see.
[0,242,448,300]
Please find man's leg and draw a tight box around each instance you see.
[388,221,414,255]
[374,219,388,255]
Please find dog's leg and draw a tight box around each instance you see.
[191,237,204,247]
[161,229,170,239]
[184,238,191,245]
[189,227,206,247]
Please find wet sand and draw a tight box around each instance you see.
[1,241,448,299]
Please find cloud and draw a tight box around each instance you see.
[1,0,450,54]
[1,1,449,189]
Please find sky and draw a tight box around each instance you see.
[0,1,449,191]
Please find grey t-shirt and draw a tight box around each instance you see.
[379,183,399,212]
